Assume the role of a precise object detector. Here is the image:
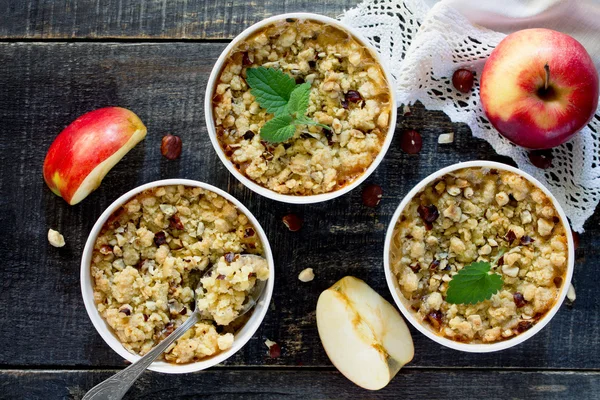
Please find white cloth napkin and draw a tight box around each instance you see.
[341,0,600,232]
[443,0,600,69]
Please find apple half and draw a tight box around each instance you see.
[316,276,414,391]
[43,107,147,205]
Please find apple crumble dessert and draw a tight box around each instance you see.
[90,185,268,363]
[390,167,569,343]
[212,18,393,195]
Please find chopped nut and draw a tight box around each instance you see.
[47,229,65,248]
[298,268,315,282]
[567,284,576,303]
[438,132,454,144]
[502,264,519,277]
[446,185,461,196]
[537,218,554,236]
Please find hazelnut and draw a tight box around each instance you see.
[400,130,422,154]
[362,184,383,207]
[282,214,303,232]
[161,135,182,160]
[528,149,553,169]
[452,69,474,93]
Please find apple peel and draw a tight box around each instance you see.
[43,107,147,205]
[316,276,414,391]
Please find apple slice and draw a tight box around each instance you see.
[43,107,147,205]
[316,276,414,390]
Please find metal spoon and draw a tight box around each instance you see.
[83,254,267,400]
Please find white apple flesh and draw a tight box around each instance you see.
[316,276,414,390]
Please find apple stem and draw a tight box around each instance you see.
[544,63,550,91]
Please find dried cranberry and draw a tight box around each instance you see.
[505,230,517,245]
[340,98,349,109]
[308,60,317,69]
[497,256,504,266]
[452,69,474,94]
[295,76,305,84]
[417,204,439,224]
[528,149,553,169]
[243,130,255,140]
[552,216,560,224]
[520,235,534,245]
[282,214,303,232]
[217,274,226,280]
[224,252,236,263]
[119,307,131,316]
[513,292,527,308]
[244,227,255,238]
[154,231,167,246]
[409,264,421,273]
[242,52,252,66]
[427,311,443,330]
[345,90,362,103]
[169,214,184,230]
[362,184,383,207]
[429,259,440,270]
[248,272,257,278]
[269,343,281,358]
[401,130,423,154]
[516,321,533,333]
[143,314,149,322]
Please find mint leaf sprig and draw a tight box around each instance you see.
[445,249,506,305]
[246,67,329,143]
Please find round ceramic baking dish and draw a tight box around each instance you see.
[383,161,574,352]
[81,179,275,373]
[205,12,397,204]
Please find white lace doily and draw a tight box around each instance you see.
[341,0,600,232]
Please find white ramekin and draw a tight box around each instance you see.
[383,161,575,353]
[81,179,275,373]
[205,12,398,204]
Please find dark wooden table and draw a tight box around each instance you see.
[1,1,599,399]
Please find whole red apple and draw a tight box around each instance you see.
[43,107,147,205]
[480,28,599,149]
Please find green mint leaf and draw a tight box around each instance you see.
[246,67,296,116]
[446,261,503,305]
[260,115,296,143]
[294,115,331,130]
[287,83,311,116]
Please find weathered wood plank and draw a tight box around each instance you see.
[0,42,597,370]
[1,369,599,399]
[0,0,360,40]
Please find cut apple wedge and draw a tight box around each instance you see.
[43,107,147,205]
[316,276,414,391]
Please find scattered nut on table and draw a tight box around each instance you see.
[438,132,454,144]
[265,339,281,358]
[298,268,315,282]
[47,229,65,248]
[567,283,576,303]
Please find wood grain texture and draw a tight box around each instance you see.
[0,42,598,372]
[0,0,360,39]
[1,369,599,399]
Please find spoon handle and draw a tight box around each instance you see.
[83,312,200,400]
